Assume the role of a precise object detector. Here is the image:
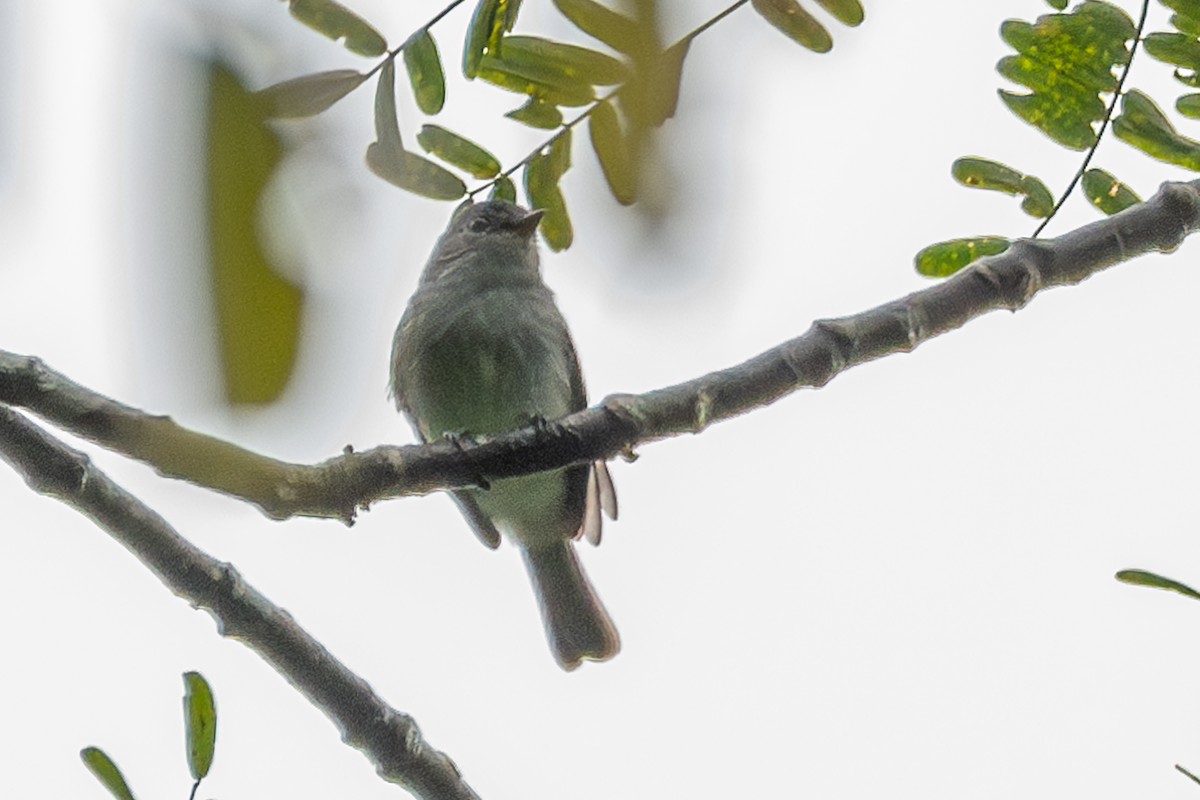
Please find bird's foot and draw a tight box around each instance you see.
[442,431,490,491]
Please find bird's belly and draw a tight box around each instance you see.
[474,471,572,547]
[408,302,575,439]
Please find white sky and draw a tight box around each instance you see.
[4,1,1200,798]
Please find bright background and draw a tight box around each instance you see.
[4,1,1200,798]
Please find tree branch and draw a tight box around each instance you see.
[2,178,1198,522]
[0,406,479,800]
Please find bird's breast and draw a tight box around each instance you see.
[401,284,577,440]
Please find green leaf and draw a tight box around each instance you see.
[1177,764,1200,786]
[254,69,367,119]
[1174,69,1200,88]
[464,0,500,78]
[1080,167,1140,214]
[373,59,403,150]
[463,0,521,78]
[1020,175,1054,217]
[491,175,518,202]
[369,60,465,199]
[813,0,864,26]
[183,672,216,781]
[950,157,1054,218]
[551,0,640,54]
[1044,0,1068,9]
[500,35,630,86]
[1115,569,1200,601]
[589,100,635,204]
[524,146,573,251]
[477,56,596,106]
[81,748,137,800]
[998,90,1100,149]
[287,0,387,57]
[548,129,572,179]
[367,147,466,199]
[207,64,304,404]
[416,125,501,178]
[1170,12,1200,37]
[1162,0,1200,20]
[479,52,597,106]
[620,39,691,130]
[649,40,690,125]
[1113,89,1200,171]
[1178,92,1200,118]
[1144,31,1200,70]
[751,0,832,53]
[997,2,1135,150]
[914,237,1011,278]
[506,97,564,128]
[505,0,525,30]
[403,31,446,115]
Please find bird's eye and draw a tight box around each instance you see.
[468,218,490,233]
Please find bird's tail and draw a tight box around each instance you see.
[521,542,620,670]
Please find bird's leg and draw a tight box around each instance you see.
[442,430,491,491]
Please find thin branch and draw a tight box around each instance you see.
[468,86,620,198]
[1031,0,1150,238]
[4,178,1200,522]
[364,0,473,83]
[0,407,479,800]
[686,0,751,40]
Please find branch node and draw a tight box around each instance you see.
[1155,180,1200,253]
[809,318,854,381]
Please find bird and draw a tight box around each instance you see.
[389,199,619,670]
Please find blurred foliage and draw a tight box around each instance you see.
[207,64,304,405]
[81,672,219,800]
[260,0,863,249]
[254,68,367,117]
[525,131,574,250]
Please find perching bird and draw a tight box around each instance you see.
[390,199,619,670]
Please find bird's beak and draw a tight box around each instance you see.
[516,208,545,237]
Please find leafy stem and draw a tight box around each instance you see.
[467,0,754,198]
[1031,0,1149,238]
[467,86,620,198]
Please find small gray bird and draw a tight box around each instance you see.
[390,200,619,670]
